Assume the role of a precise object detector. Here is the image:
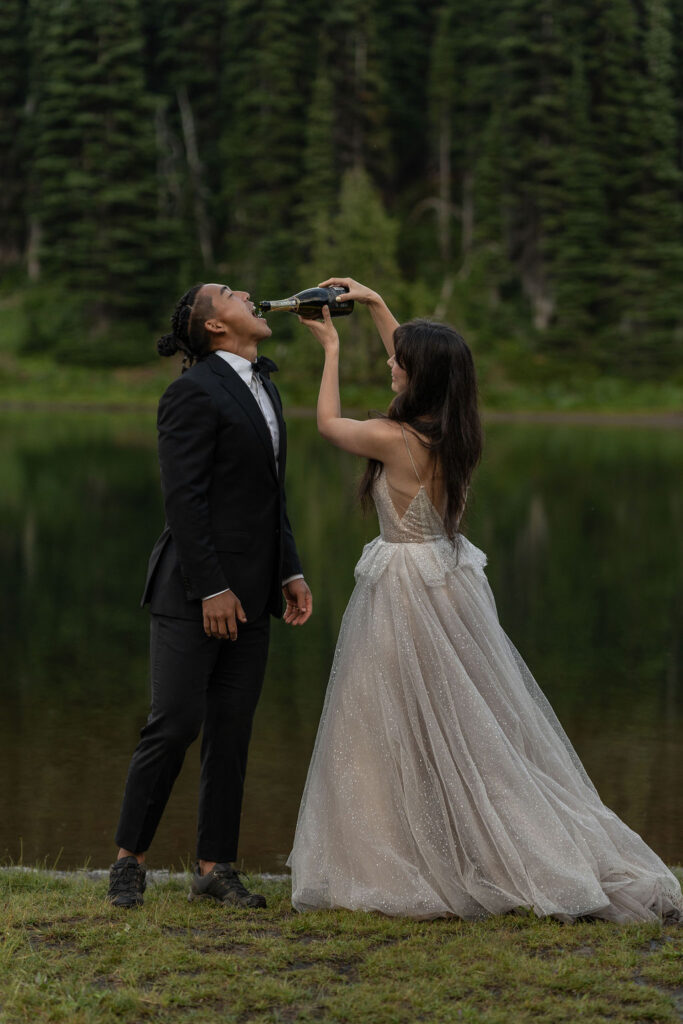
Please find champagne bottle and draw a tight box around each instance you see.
[258,285,354,319]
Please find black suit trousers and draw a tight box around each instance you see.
[115,611,270,862]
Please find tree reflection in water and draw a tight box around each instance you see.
[0,412,680,870]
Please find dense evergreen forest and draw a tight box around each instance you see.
[1,0,682,381]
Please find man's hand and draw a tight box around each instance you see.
[202,590,247,641]
[282,579,313,626]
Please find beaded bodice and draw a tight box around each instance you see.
[372,470,447,544]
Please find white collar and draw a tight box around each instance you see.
[215,348,254,385]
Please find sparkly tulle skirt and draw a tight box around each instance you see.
[287,534,683,923]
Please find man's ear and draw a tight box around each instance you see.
[204,319,225,335]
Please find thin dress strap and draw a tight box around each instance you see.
[400,424,422,485]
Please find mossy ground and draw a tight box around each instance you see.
[1,869,681,1023]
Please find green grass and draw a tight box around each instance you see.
[1,869,682,1023]
[2,346,682,418]
[1,291,682,414]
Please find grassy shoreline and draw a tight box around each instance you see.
[1,344,682,419]
[2,867,682,1023]
[2,397,681,429]
[2,290,683,416]
[2,352,683,417]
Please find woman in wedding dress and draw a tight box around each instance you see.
[287,277,682,924]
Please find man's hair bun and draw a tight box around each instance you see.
[157,333,180,357]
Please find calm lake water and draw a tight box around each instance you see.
[0,410,681,872]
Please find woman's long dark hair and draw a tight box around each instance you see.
[360,319,482,540]
[156,283,215,370]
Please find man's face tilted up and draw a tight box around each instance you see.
[201,283,272,362]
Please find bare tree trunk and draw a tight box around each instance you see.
[437,111,451,264]
[522,251,554,330]
[431,108,454,320]
[177,85,214,269]
[353,31,367,168]
[459,168,474,276]
[155,101,183,217]
[518,202,554,329]
[27,217,41,281]
[433,273,454,321]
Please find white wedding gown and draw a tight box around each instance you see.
[288,446,683,924]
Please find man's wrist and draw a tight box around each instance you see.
[203,587,231,601]
[282,574,304,587]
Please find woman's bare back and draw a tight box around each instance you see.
[381,422,446,521]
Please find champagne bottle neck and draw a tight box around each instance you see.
[259,298,298,312]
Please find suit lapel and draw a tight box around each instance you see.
[206,353,279,482]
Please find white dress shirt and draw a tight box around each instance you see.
[216,350,280,464]
[203,349,303,600]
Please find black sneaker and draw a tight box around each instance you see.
[107,855,146,908]
[188,863,267,908]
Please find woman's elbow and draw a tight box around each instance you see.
[317,418,343,446]
[317,417,335,440]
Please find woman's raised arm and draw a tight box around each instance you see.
[318,276,399,356]
[298,304,395,459]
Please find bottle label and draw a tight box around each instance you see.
[266,298,299,311]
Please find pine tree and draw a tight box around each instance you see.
[25,0,172,360]
[10,0,683,374]
[465,106,510,331]
[670,0,683,179]
[424,0,508,309]
[220,0,316,314]
[619,0,683,371]
[427,3,460,270]
[496,0,573,331]
[304,167,402,383]
[590,0,683,373]
[152,0,226,274]
[375,0,439,193]
[550,48,610,358]
[294,0,393,301]
[92,0,173,322]
[25,0,101,293]
[0,0,28,273]
[297,64,337,246]
[324,0,391,187]
[588,0,649,365]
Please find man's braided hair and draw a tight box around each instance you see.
[157,284,215,371]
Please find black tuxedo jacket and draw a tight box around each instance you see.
[141,352,303,622]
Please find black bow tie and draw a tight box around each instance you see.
[252,355,278,380]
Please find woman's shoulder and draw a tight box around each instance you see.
[360,416,405,442]
[368,414,427,437]
[368,418,430,459]
[394,418,436,450]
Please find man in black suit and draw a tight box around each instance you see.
[108,282,312,909]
